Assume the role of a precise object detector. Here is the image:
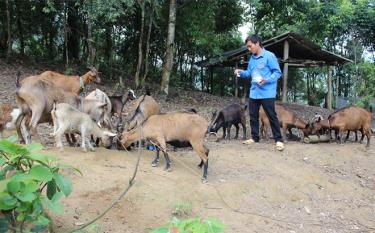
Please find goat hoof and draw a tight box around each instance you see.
[164,165,172,172]
[201,177,208,183]
[90,148,96,152]
[82,148,87,152]
[151,160,159,167]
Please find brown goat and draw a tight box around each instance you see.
[120,112,210,182]
[327,106,371,147]
[0,104,30,142]
[15,69,100,142]
[109,89,136,116]
[260,105,310,141]
[126,93,161,131]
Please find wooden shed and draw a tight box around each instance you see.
[196,32,353,109]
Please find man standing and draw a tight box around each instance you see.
[234,34,284,151]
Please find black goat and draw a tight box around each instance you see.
[208,103,247,140]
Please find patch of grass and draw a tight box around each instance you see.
[172,200,193,217]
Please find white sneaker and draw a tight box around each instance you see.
[243,139,256,145]
[276,141,284,151]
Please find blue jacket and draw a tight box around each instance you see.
[239,49,282,99]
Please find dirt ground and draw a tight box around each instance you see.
[1,59,375,232]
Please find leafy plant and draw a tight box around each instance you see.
[150,217,224,233]
[0,136,78,232]
[172,201,192,217]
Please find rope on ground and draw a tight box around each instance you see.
[164,146,375,231]
[67,129,143,233]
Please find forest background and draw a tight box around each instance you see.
[0,0,374,109]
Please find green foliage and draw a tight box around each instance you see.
[0,0,373,100]
[151,217,224,233]
[355,61,375,109]
[0,137,76,232]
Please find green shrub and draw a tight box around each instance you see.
[151,217,224,233]
[0,136,78,232]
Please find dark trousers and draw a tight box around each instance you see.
[249,98,282,142]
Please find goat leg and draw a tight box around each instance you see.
[242,122,247,140]
[151,149,160,167]
[226,125,231,139]
[163,152,172,172]
[15,113,26,143]
[65,134,75,147]
[345,130,350,142]
[360,129,365,143]
[355,130,358,142]
[85,137,95,151]
[202,160,209,183]
[234,124,239,139]
[81,126,87,152]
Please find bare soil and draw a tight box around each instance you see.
[1,59,375,233]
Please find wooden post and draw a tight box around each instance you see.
[282,40,289,102]
[335,69,339,105]
[209,66,213,93]
[327,66,333,110]
[234,63,238,97]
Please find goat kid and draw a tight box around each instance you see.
[260,105,311,141]
[208,103,247,140]
[51,103,116,152]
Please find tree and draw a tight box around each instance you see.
[161,0,176,95]
[5,0,11,58]
[134,0,146,88]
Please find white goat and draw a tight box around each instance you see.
[85,89,113,130]
[51,103,116,152]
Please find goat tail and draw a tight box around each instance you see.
[16,70,21,88]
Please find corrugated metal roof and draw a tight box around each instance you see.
[196,32,353,67]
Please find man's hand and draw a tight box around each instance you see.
[258,78,266,86]
[234,69,242,77]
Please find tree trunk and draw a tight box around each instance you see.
[135,0,145,89]
[67,1,80,62]
[15,0,24,55]
[141,0,155,87]
[189,55,195,89]
[6,0,12,58]
[87,18,95,67]
[63,1,69,67]
[161,0,176,95]
[200,65,204,91]
[307,72,310,104]
[104,24,112,78]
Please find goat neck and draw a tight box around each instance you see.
[80,71,95,86]
[294,117,308,129]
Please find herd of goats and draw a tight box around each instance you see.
[0,68,373,182]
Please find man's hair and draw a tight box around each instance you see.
[245,34,262,47]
